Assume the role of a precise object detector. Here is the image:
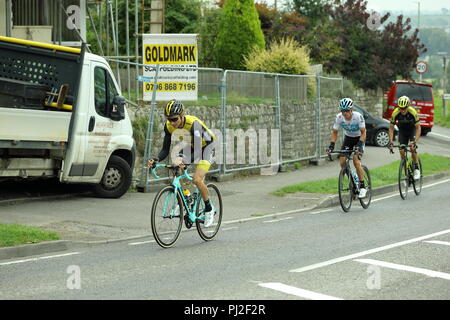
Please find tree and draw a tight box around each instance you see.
[198,7,222,67]
[310,0,426,90]
[216,0,266,70]
[165,0,202,33]
[290,0,333,27]
[418,28,450,56]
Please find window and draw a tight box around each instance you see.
[395,84,433,101]
[94,66,119,118]
[94,67,107,117]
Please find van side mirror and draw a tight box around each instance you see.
[110,95,125,121]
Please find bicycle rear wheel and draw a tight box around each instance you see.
[151,186,183,248]
[196,183,223,241]
[359,165,372,209]
[413,158,423,196]
[398,158,409,200]
[338,167,353,212]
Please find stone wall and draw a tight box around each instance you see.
[128,97,343,180]
[353,88,384,117]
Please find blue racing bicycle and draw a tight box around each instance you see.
[150,164,223,248]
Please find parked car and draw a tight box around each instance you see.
[353,104,398,147]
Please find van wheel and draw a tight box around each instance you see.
[93,155,131,198]
[420,128,430,136]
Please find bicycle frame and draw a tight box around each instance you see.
[329,149,361,195]
[393,144,415,178]
[151,164,205,224]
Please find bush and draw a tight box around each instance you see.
[244,37,316,97]
[216,0,265,70]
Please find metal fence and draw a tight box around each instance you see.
[106,59,344,188]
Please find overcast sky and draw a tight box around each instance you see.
[256,0,450,14]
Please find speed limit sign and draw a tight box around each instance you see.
[416,61,428,74]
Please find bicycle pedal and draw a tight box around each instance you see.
[184,215,193,229]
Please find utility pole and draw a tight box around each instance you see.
[437,52,448,118]
[414,1,421,81]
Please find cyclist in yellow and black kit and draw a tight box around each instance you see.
[147,99,216,227]
[388,95,421,180]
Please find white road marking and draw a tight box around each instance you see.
[263,217,293,223]
[259,282,343,300]
[429,132,450,140]
[355,259,450,280]
[128,240,156,246]
[310,209,333,215]
[222,227,238,231]
[0,252,80,266]
[372,178,450,203]
[223,207,313,225]
[290,229,450,273]
[423,240,450,247]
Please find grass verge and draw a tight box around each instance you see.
[434,95,450,128]
[273,153,450,196]
[0,224,60,248]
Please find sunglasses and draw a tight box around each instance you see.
[341,109,351,113]
[167,116,179,122]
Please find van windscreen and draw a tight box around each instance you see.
[395,84,432,101]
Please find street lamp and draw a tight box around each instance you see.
[437,52,448,118]
[437,52,448,90]
[413,2,421,80]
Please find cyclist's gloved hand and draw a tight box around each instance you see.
[146,157,159,168]
[387,142,394,153]
[356,140,365,154]
[326,142,335,154]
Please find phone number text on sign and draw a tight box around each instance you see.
[144,82,197,92]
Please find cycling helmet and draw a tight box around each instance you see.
[165,99,184,117]
[339,98,353,111]
[397,96,410,108]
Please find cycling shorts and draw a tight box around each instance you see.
[339,135,363,158]
[398,128,416,146]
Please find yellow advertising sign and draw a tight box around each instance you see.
[143,44,197,64]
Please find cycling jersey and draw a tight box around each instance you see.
[333,111,365,138]
[390,107,419,130]
[157,115,215,171]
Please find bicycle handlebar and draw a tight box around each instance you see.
[327,148,360,161]
[388,143,417,154]
[151,163,192,180]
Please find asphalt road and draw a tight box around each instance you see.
[0,177,449,300]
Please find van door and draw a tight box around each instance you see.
[80,63,122,182]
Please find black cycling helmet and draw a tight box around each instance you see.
[165,99,184,117]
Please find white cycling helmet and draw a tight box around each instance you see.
[339,98,353,111]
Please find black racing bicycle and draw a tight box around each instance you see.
[328,148,372,213]
[390,144,422,200]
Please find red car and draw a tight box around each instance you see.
[383,80,434,136]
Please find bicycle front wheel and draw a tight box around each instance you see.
[338,167,353,213]
[359,165,372,209]
[196,183,223,241]
[398,158,409,200]
[413,158,423,196]
[151,186,183,248]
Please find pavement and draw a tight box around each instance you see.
[1,130,450,261]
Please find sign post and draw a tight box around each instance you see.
[443,93,450,119]
[415,61,428,82]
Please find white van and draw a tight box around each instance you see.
[0,36,135,198]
